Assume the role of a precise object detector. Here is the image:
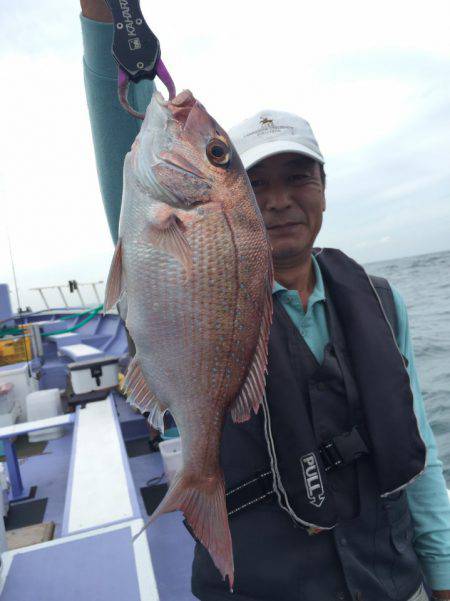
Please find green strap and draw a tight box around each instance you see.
[41,304,104,337]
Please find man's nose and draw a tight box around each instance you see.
[264,185,293,211]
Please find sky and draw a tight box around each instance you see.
[1,0,449,312]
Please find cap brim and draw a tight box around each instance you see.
[239,140,324,170]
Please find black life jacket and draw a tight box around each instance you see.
[191,248,427,601]
[221,248,426,528]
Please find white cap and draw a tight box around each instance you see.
[229,110,324,170]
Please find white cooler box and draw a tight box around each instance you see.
[159,437,183,484]
[68,356,119,394]
[26,388,64,442]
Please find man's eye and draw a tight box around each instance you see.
[250,178,266,189]
[288,173,310,183]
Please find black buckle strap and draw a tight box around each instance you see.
[226,471,275,517]
[183,472,275,538]
[184,428,369,535]
[224,428,369,518]
[319,426,369,472]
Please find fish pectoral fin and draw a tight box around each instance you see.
[146,207,193,273]
[231,274,273,423]
[123,356,167,432]
[104,238,124,311]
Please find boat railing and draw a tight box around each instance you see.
[30,280,104,309]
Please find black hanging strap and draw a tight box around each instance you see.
[226,471,275,517]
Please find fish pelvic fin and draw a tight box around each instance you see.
[104,238,124,311]
[231,271,274,423]
[123,356,167,432]
[146,206,193,275]
[148,470,234,590]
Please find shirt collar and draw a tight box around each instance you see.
[272,254,326,305]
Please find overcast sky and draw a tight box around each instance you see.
[1,0,449,312]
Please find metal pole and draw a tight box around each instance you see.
[0,480,7,553]
[28,323,44,358]
[91,283,101,304]
[7,234,21,313]
[3,439,27,501]
[57,286,68,307]
[76,287,85,307]
[37,288,50,310]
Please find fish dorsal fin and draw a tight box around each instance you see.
[123,356,167,432]
[105,238,124,311]
[231,274,273,423]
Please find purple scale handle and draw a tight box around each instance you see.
[156,58,176,101]
[118,58,176,120]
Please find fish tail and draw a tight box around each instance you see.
[149,469,234,590]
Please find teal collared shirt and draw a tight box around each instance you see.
[80,15,450,589]
[273,255,328,364]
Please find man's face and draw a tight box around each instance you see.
[248,152,325,263]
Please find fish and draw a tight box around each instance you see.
[104,89,273,588]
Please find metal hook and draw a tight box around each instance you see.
[118,59,176,120]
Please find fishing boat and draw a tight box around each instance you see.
[0,282,195,601]
[1,278,449,601]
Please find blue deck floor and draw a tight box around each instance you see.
[13,424,196,600]
[131,452,196,601]
[17,427,72,539]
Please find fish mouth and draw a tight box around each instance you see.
[158,89,218,145]
[156,89,198,127]
[154,90,216,186]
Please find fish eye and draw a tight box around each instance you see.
[206,138,231,167]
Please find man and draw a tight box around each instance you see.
[80,3,450,599]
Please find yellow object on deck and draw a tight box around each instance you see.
[0,335,32,366]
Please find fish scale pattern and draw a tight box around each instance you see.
[124,205,268,447]
[108,90,273,586]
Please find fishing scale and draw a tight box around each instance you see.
[105,0,176,118]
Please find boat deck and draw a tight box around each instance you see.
[1,398,196,601]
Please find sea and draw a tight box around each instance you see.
[366,249,450,486]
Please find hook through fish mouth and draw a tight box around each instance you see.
[155,89,198,127]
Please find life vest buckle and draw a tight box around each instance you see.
[319,426,369,472]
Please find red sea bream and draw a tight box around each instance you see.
[104,90,273,588]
